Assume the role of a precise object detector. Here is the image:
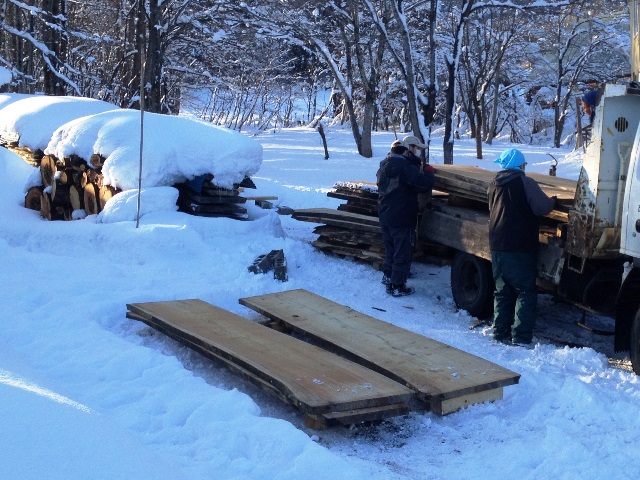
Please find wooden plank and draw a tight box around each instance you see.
[239,289,520,413]
[179,189,247,204]
[305,402,410,429]
[336,203,378,216]
[313,225,383,247]
[312,239,385,262]
[432,386,503,415]
[242,195,279,201]
[420,209,491,260]
[327,191,378,206]
[293,208,381,234]
[127,299,414,415]
[293,208,380,227]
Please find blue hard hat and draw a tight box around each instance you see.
[495,148,526,170]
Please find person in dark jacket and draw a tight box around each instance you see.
[377,138,435,296]
[488,148,556,345]
[581,89,597,124]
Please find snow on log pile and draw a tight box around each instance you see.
[0,94,263,221]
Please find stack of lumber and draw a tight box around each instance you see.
[292,207,385,269]
[327,180,379,216]
[433,164,575,222]
[24,153,120,220]
[176,174,257,220]
[127,298,414,429]
[293,181,446,267]
[239,289,520,416]
[294,181,384,268]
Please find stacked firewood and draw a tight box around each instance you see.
[24,153,119,220]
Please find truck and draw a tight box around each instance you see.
[419,4,640,374]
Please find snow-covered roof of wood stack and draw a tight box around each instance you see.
[0,94,262,191]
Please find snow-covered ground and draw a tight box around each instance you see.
[0,95,638,479]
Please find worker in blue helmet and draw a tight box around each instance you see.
[487,148,556,346]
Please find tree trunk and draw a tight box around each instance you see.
[443,59,456,165]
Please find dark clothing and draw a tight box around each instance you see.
[404,150,422,168]
[491,250,538,343]
[377,152,434,287]
[488,170,555,252]
[582,90,597,123]
[487,169,554,344]
[381,225,415,285]
[377,153,434,228]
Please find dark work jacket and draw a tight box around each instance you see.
[488,169,555,252]
[377,153,435,228]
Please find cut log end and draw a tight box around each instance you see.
[84,183,100,215]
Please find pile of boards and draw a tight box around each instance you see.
[292,180,446,269]
[127,289,520,429]
[176,174,257,220]
[293,166,575,269]
[293,181,386,269]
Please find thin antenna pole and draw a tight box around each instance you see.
[136,37,145,228]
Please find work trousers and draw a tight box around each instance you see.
[491,250,538,344]
[381,225,415,285]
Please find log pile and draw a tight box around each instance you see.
[0,132,43,166]
[19,151,259,221]
[24,153,120,220]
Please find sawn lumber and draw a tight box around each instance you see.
[127,299,414,426]
[239,289,520,415]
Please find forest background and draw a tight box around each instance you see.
[0,1,633,163]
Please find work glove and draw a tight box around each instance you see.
[423,164,436,174]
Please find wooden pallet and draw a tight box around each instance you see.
[126,299,414,429]
[239,289,520,415]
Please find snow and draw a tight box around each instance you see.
[0,95,118,150]
[0,66,11,87]
[45,108,262,190]
[1,96,639,479]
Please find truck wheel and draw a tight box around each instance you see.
[631,308,640,375]
[450,252,494,319]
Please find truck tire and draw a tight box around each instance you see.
[450,252,494,319]
[631,308,640,375]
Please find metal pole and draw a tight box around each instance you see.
[136,37,145,229]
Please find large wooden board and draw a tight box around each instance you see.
[239,289,520,415]
[435,165,576,201]
[127,299,414,421]
[293,208,381,233]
